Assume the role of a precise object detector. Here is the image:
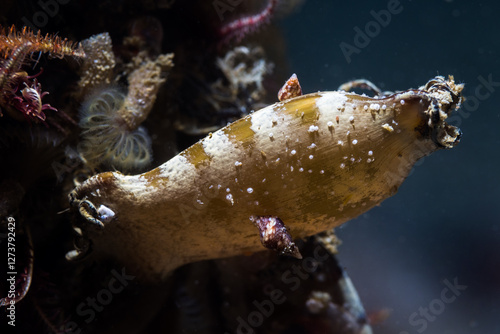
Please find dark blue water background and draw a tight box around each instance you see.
[282,1,499,333]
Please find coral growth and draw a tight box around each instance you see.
[208,45,272,118]
[120,53,174,129]
[77,32,174,172]
[77,33,116,95]
[215,46,271,102]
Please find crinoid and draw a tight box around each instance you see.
[0,25,84,59]
[0,25,84,123]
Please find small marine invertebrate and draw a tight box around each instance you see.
[68,76,463,280]
[0,25,85,59]
[278,73,302,101]
[0,25,84,122]
[11,77,57,122]
[250,215,302,259]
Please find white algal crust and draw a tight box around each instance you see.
[315,91,348,113]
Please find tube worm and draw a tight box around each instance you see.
[77,32,116,96]
[78,53,174,172]
[250,215,302,259]
[69,76,463,280]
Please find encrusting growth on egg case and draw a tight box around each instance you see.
[68,75,464,281]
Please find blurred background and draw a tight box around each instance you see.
[281,1,500,333]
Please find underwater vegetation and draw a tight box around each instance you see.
[0,1,473,333]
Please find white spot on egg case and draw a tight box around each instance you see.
[97,205,115,223]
